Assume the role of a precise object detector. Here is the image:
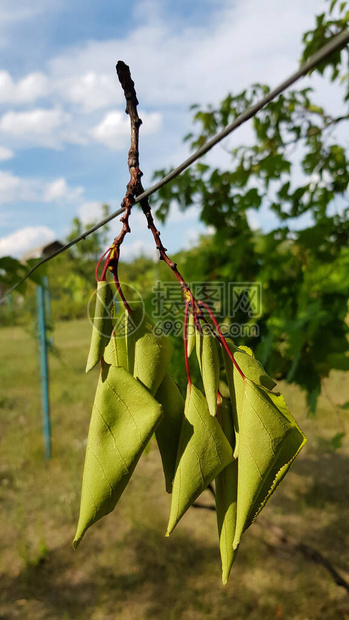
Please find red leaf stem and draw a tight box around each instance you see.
[199,301,245,380]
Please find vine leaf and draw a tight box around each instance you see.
[196,328,220,416]
[73,364,163,548]
[233,379,306,551]
[86,281,114,372]
[155,373,185,493]
[166,384,233,536]
[215,395,238,585]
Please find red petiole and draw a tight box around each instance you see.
[198,301,245,380]
[95,248,112,282]
[184,299,191,387]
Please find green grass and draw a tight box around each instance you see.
[0,319,348,619]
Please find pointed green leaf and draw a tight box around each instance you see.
[223,339,276,453]
[103,309,135,371]
[228,339,276,390]
[196,327,220,416]
[166,384,233,535]
[222,344,240,452]
[133,307,173,395]
[86,281,114,372]
[73,364,163,548]
[155,373,185,493]
[233,379,306,550]
[104,305,173,395]
[215,396,238,585]
[237,345,254,357]
[103,330,123,368]
[187,312,196,357]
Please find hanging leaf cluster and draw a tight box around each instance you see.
[74,282,306,584]
[73,60,306,585]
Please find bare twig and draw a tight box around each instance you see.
[192,502,216,511]
[260,522,349,594]
[100,62,146,312]
[115,61,190,294]
[207,483,216,498]
[113,60,143,255]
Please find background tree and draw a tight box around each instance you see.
[151,0,349,413]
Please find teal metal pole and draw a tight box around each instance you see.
[44,276,54,347]
[37,278,51,459]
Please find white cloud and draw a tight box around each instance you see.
[57,72,120,112]
[0,0,331,155]
[0,0,60,24]
[48,0,323,110]
[0,146,14,160]
[0,70,49,104]
[90,111,130,148]
[78,201,105,224]
[0,226,55,258]
[43,178,83,202]
[91,110,162,149]
[0,171,83,206]
[0,171,21,203]
[0,107,70,148]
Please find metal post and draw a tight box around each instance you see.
[44,276,53,347]
[37,278,51,459]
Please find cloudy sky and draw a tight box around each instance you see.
[0,0,332,260]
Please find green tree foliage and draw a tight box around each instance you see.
[67,204,111,264]
[151,0,349,412]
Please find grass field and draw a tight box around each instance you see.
[0,319,348,619]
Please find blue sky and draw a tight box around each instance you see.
[0,0,332,260]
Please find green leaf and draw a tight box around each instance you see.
[86,281,114,372]
[187,312,196,357]
[196,327,220,416]
[331,432,345,451]
[215,396,238,584]
[103,309,135,371]
[223,339,276,453]
[233,380,306,550]
[166,384,233,535]
[326,353,349,371]
[104,305,173,396]
[330,0,338,13]
[237,345,254,357]
[133,307,173,395]
[73,364,163,548]
[155,373,185,493]
[234,348,276,390]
